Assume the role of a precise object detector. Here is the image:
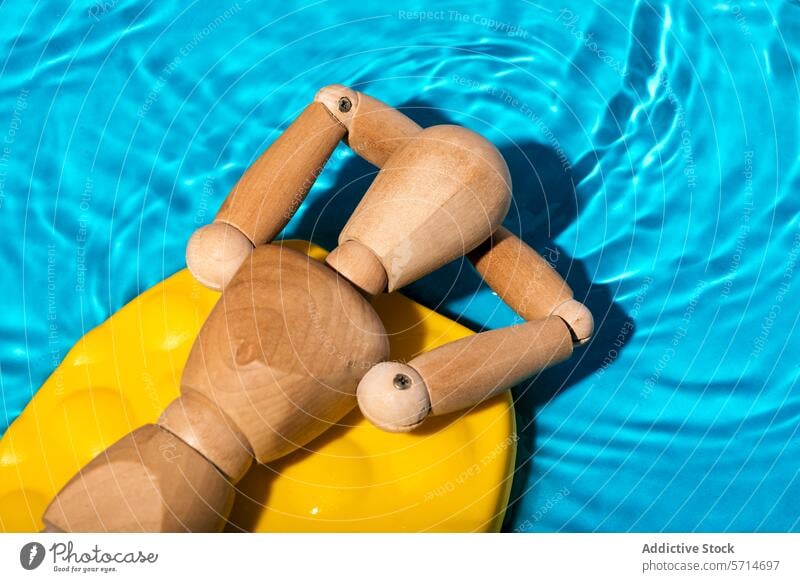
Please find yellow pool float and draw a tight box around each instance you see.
[0,241,515,533]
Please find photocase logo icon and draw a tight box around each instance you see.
[19,542,46,570]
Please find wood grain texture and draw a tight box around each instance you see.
[468,226,573,320]
[356,362,430,432]
[337,125,512,291]
[345,91,422,167]
[215,102,346,245]
[468,228,593,343]
[42,425,234,532]
[323,239,388,295]
[185,221,254,292]
[158,389,253,482]
[314,84,422,167]
[409,316,573,416]
[181,244,389,463]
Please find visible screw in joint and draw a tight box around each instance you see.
[338,96,352,113]
[393,373,412,390]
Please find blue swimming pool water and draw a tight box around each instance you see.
[1,1,798,532]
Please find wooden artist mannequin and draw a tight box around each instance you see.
[42,85,592,532]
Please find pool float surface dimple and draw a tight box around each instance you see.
[0,241,515,533]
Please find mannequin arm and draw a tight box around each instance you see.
[468,227,593,343]
[186,85,421,290]
[357,228,592,432]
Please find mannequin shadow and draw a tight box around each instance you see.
[284,100,633,531]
